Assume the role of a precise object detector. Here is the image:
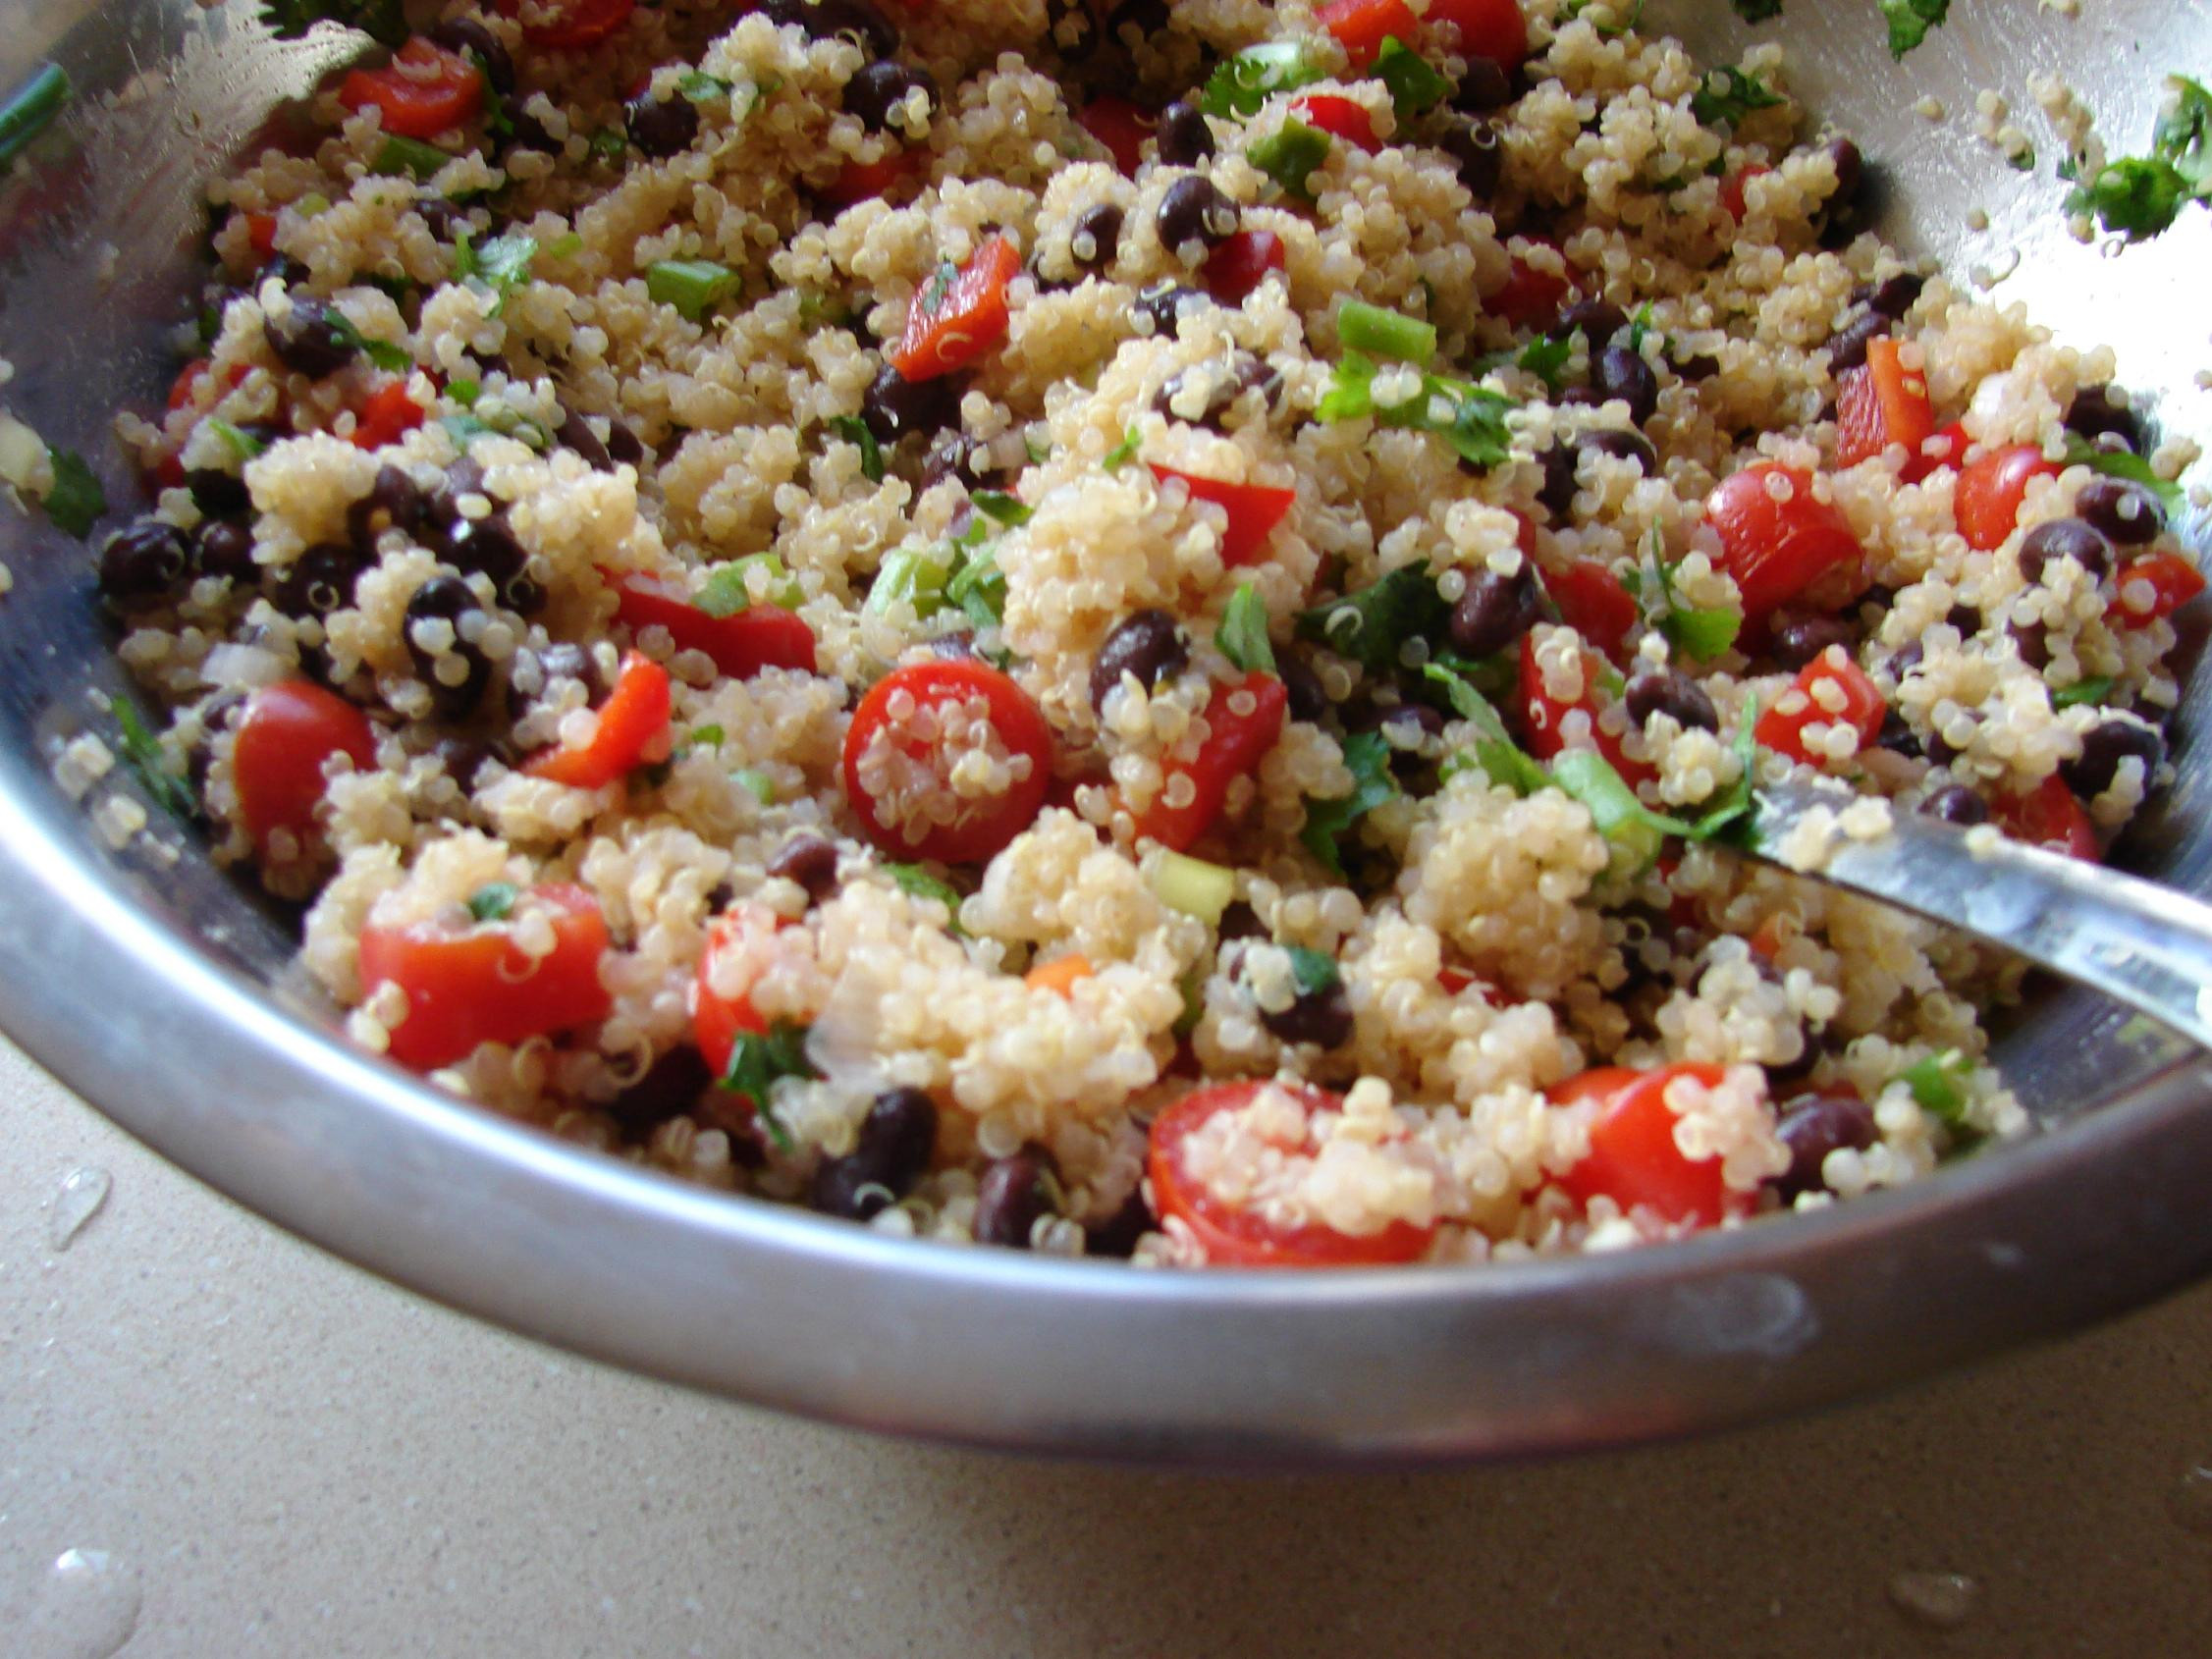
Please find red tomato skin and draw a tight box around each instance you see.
[338,39,484,140]
[842,659,1054,864]
[613,576,819,679]
[2111,550,2208,628]
[1719,163,1771,223]
[1425,0,1531,67]
[349,379,426,450]
[1489,248,1571,331]
[1704,462,1864,623]
[361,883,613,1070]
[890,235,1022,383]
[1754,650,1887,766]
[1077,95,1151,176]
[1147,464,1295,566]
[1545,558,1638,660]
[497,0,636,51]
[1955,444,2060,552]
[691,907,783,1080]
[815,148,923,212]
[1133,671,1288,851]
[1316,0,1424,72]
[1834,337,1935,470]
[1289,94,1377,151]
[1147,1081,1437,1267]
[233,680,377,854]
[1200,229,1287,304]
[1516,633,1654,788]
[1553,1063,1742,1228]
[244,212,279,262]
[1997,774,2099,861]
[523,650,673,789]
[1903,419,1969,486]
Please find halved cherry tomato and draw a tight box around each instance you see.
[232,680,377,856]
[1835,336,1935,471]
[1518,631,1654,788]
[1132,670,1288,851]
[361,883,613,1070]
[1544,558,1638,660]
[1754,648,1887,766]
[523,650,673,789]
[1903,418,1969,486]
[497,0,636,51]
[692,905,784,1080]
[1489,244,1571,331]
[890,235,1022,383]
[1954,443,2060,552]
[842,659,1053,864]
[1316,0,1424,73]
[2111,550,2207,628]
[814,148,924,212]
[1719,163,1772,223]
[613,574,819,679]
[1200,229,1287,304]
[1024,952,1096,997]
[1553,1062,1745,1228]
[1147,464,1295,567]
[1077,95,1151,176]
[1705,461,1865,623]
[349,378,426,451]
[1289,93,1378,152]
[1147,1080,1437,1266]
[338,38,484,140]
[1995,773,2098,861]
[1427,0,1531,67]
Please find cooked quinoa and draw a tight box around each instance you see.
[84,0,2203,1265]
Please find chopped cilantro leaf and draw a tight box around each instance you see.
[677,71,734,102]
[970,489,1033,527]
[1215,582,1277,676]
[827,413,884,482]
[1318,350,1516,470]
[1295,563,1448,672]
[1300,728,1398,875]
[1200,40,1327,119]
[256,0,407,48]
[588,127,627,164]
[207,419,266,463]
[2064,435,2185,512]
[885,862,966,932]
[1691,65,1785,128]
[107,694,196,821]
[717,1021,818,1151]
[1876,0,1949,60]
[321,310,411,374]
[466,882,519,922]
[372,134,453,181]
[1374,37,1450,120]
[42,447,105,538]
[1103,427,1142,472]
[1517,333,1573,394]
[1284,944,1341,996]
[1424,660,1550,796]
[2051,675,2114,711]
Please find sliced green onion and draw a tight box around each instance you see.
[868,544,954,617]
[1249,120,1332,200]
[2052,675,2115,711]
[1149,850,1237,925]
[1337,299,1436,367]
[647,259,739,322]
[970,489,1032,526]
[731,767,776,803]
[0,64,70,169]
[695,552,801,616]
[1284,944,1341,995]
[1102,427,1142,472]
[1900,1048,1970,1123]
[372,134,453,181]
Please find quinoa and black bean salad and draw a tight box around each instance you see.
[72,0,2207,1264]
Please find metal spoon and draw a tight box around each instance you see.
[1743,780,2212,1049]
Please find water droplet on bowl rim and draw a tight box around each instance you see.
[1889,1569,1979,1629]
[47,1168,112,1253]
[2170,1464,2212,1533]
[21,1547,141,1659]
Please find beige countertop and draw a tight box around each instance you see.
[4,1033,2209,1657]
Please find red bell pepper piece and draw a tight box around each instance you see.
[1148,464,1295,567]
[890,235,1022,383]
[1133,671,1288,850]
[1200,229,1286,304]
[523,649,673,789]
[613,574,818,679]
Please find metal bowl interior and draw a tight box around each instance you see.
[4,0,2212,1467]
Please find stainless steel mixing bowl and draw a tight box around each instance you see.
[4,0,2211,1466]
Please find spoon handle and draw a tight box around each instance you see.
[1742,780,2212,1051]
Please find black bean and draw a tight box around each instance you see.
[1875,708,1921,759]
[272,542,363,618]
[98,520,190,605]
[972,1145,1059,1247]
[1439,118,1504,197]
[1103,0,1169,46]
[2064,717,2163,800]
[625,93,699,159]
[262,298,356,379]
[604,418,646,468]
[768,833,841,900]
[414,196,466,243]
[186,464,252,517]
[556,405,615,472]
[815,1086,940,1219]
[1070,203,1123,272]
[1348,699,1445,744]
[1261,970,1355,1049]
[442,514,539,613]
[190,519,258,584]
[918,435,986,493]
[347,464,426,555]
[605,1045,714,1137]
[860,361,963,444]
[1089,609,1188,712]
[1593,346,1659,425]
[1770,615,1856,671]
[404,574,493,720]
[1216,899,1266,942]
[1154,100,1214,166]
[1770,1093,1878,1202]
[1538,442,1579,518]
[1824,137,1864,209]
[428,17,514,93]
[1045,0,1099,60]
[2006,618,2050,673]
[429,733,499,790]
[1827,309,1889,374]
[2018,516,2113,584]
[1922,783,1988,826]
[1449,564,1544,657]
[1674,350,1721,382]
[1945,603,1982,636]
[1559,298,1627,343]
[1450,55,1514,113]
[2075,477,2163,546]
[2065,385,2145,453]
[509,641,603,719]
[1885,639,1924,680]
[1132,281,1212,340]
[1864,271,1925,319]
[1156,175,1235,257]
[1082,1186,1155,1258]
[1153,352,1280,432]
[1279,652,1328,723]
[843,59,935,134]
[1625,666,1718,732]
[1579,430,1657,479]
[502,106,556,157]
[757,0,899,59]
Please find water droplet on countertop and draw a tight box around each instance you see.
[19,1548,141,1659]
[47,1168,112,1252]
[2169,1464,2212,1534]
[1889,1569,1979,1629]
